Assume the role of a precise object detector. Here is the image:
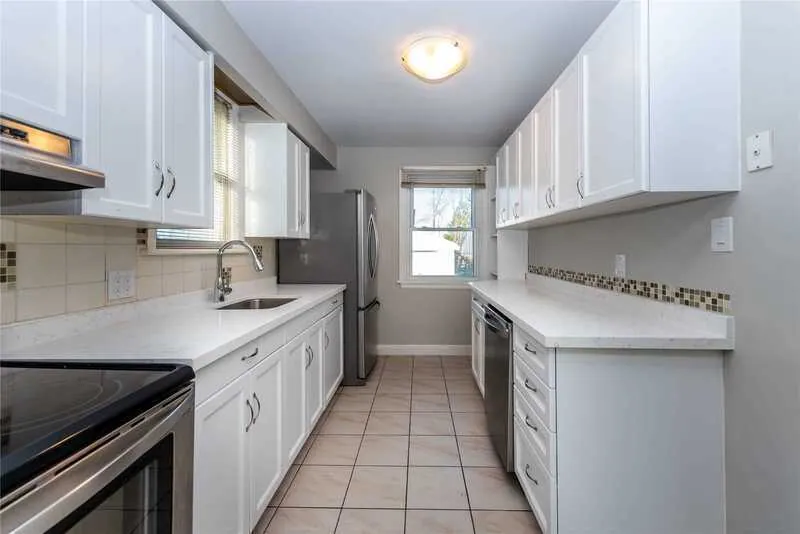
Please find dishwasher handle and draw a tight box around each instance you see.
[482,307,510,338]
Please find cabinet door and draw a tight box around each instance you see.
[249,350,284,529]
[297,141,311,238]
[471,309,481,388]
[533,91,554,215]
[163,14,213,227]
[322,309,344,404]
[305,322,324,429]
[581,0,643,204]
[519,112,535,219]
[495,144,509,226]
[194,374,250,534]
[285,132,301,237]
[507,129,521,221]
[0,0,84,138]
[82,0,163,223]
[282,335,306,464]
[553,57,582,213]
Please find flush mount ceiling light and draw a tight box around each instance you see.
[401,35,467,83]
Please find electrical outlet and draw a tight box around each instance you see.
[711,217,734,252]
[108,270,136,300]
[615,254,626,279]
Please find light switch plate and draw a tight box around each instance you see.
[711,217,734,253]
[614,254,626,278]
[746,130,773,172]
[108,270,136,300]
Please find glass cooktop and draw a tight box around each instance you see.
[0,361,193,494]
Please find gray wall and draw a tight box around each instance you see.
[312,146,496,347]
[159,0,337,168]
[528,3,800,532]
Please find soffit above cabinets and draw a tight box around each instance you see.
[221,0,616,147]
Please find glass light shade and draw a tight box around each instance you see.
[401,36,467,83]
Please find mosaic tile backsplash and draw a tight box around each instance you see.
[528,265,731,314]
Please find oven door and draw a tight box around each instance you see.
[0,386,194,534]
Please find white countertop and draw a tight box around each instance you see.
[1,281,346,370]
[470,277,734,350]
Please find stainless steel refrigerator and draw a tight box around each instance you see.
[278,189,379,384]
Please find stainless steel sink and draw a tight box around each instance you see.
[218,297,297,310]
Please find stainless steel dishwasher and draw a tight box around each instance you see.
[481,304,514,472]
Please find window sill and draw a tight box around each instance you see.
[397,279,475,290]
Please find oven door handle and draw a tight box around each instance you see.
[0,386,195,534]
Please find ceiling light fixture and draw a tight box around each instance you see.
[401,35,467,83]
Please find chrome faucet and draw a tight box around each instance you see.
[214,240,264,302]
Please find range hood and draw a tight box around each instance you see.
[0,117,105,191]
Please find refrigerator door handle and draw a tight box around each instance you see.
[373,214,380,276]
[359,299,381,312]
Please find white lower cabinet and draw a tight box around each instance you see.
[194,298,344,534]
[470,306,485,397]
[194,373,250,534]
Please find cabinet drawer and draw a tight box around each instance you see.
[514,386,557,477]
[515,418,557,534]
[284,294,342,341]
[513,355,556,432]
[513,327,555,388]
[196,328,285,405]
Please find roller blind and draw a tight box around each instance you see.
[155,92,242,248]
[400,165,487,189]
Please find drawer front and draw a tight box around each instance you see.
[514,386,557,477]
[515,418,557,534]
[513,328,555,388]
[196,327,285,405]
[514,355,556,432]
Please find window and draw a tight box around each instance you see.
[152,91,242,250]
[399,166,486,287]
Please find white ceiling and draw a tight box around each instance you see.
[223,1,617,147]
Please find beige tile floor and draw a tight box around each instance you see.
[260,356,542,534]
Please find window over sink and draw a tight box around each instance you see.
[149,90,243,252]
[398,166,486,288]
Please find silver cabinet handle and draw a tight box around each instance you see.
[474,318,480,333]
[524,464,539,486]
[154,161,165,197]
[305,346,312,369]
[524,343,537,355]
[544,188,551,208]
[252,393,261,424]
[245,399,254,432]
[513,202,520,218]
[524,378,538,394]
[241,347,259,362]
[309,346,315,364]
[324,332,330,349]
[166,167,176,198]
[525,415,539,433]
[577,172,585,199]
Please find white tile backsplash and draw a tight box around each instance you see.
[0,219,275,324]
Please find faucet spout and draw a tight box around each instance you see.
[214,240,264,302]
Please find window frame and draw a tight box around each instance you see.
[398,167,484,289]
[146,90,245,255]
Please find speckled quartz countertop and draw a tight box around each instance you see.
[469,276,734,351]
[1,280,346,370]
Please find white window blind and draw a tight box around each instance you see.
[155,92,242,249]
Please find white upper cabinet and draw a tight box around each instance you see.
[533,91,554,216]
[162,15,213,227]
[495,144,509,226]
[500,0,740,229]
[519,112,535,220]
[580,0,643,205]
[244,123,311,239]
[0,0,84,139]
[552,57,582,213]
[507,128,521,221]
[82,0,164,223]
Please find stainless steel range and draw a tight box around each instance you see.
[0,361,194,533]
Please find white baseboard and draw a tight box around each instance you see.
[376,345,471,356]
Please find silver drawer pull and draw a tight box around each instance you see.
[524,343,537,355]
[524,464,539,486]
[524,416,538,433]
[524,378,538,394]
[241,347,259,362]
